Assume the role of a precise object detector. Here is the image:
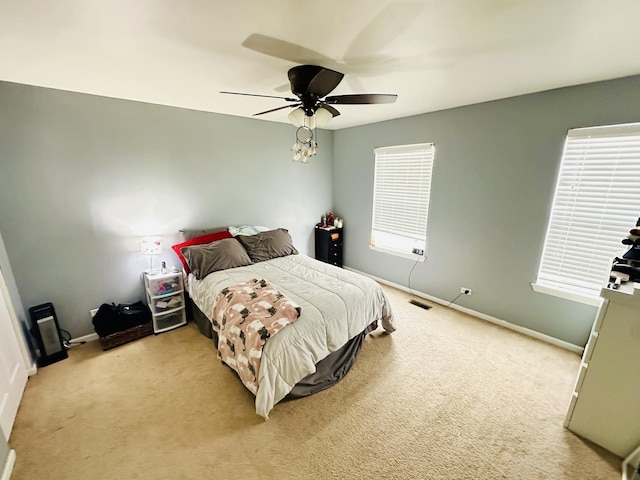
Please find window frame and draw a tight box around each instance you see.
[532,122,640,305]
[369,142,435,262]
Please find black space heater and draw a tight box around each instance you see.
[28,302,68,367]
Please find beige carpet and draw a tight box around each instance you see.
[9,285,620,479]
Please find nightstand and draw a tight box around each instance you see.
[143,271,187,334]
[315,226,343,267]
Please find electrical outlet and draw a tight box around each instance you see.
[460,287,472,295]
[412,248,424,256]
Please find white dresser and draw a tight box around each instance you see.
[565,282,640,458]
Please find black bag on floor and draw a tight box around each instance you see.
[92,301,151,337]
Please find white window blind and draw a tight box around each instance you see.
[536,123,640,298]
[371,143,435,256]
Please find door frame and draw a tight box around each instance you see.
[0,266,30,441]
[0,267,33,374]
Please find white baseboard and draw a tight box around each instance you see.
[345,266,584,355]
[622,444,640,480]
[26,361,37,376]
[71,332,99,344]
[2,449,15,480]
[24,334,97,377]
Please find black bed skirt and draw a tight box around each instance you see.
[186,293,377,398]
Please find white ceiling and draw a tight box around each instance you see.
[2,0,640,130]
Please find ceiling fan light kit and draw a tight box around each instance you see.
[288,106,333,163]
[288,106,332,129]
[221,64,397,163]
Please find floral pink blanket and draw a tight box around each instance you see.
[212,278,301,395]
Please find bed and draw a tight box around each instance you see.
[174,227,396,419]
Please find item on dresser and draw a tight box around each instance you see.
[609,222,640,288]
[326,211,334,226]
[611,262,640,282]
[608,269,630,289]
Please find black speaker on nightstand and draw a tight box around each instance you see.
[28,302,68,367]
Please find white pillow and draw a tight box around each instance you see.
[228,225,271,237]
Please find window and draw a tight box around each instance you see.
[534,122,640,303]
[370,143,435,260]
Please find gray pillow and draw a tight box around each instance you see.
[238,228,298,263]
[180,238,252,280]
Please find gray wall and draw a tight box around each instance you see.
[0,82,333,337]
[333,74,640,347]
[2,75,639,346]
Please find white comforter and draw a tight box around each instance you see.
[188,254,396,418]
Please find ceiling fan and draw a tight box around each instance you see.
[220,64,398,123]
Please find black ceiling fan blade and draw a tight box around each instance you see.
[324,94,398,105]
[306,68,344,98]
[220,91,298,102]
[253,104,299,116]
[319,103,341,118]
[288,65,343,97]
